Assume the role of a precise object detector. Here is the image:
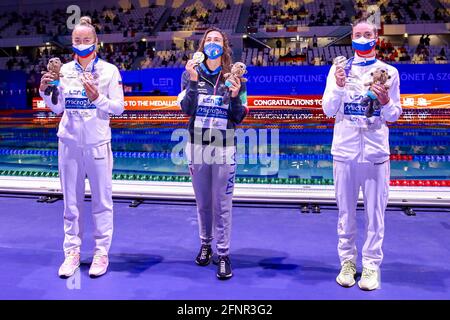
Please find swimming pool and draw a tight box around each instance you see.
[0,110,449,205]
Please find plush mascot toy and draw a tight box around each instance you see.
[41,57,63,105]
[361,67,391,118]
[223,62,247,104]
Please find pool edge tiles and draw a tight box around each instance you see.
[0,175,449,206]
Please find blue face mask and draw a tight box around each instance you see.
[352,37,377,54]
[72,43,96,57]
[204,43,223,60]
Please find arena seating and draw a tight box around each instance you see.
[0,0,448,71]
[248,0,350,28]
[354,0,448,24]
[162,0,243,31]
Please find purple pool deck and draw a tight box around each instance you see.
[0,195,449,300]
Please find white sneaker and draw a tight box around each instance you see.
[58,250,80,278]
[89,254,109,277]
[358,267,380,291]
[336,260,356,287]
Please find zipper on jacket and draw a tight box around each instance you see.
[199,75,216,88]
[198,74,217,144]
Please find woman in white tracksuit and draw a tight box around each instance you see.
[39,16,124,278]
[322,17,402,290]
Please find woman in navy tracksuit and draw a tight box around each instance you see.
[178,27,248,280]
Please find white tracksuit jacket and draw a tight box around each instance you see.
[322,55,402,163]
[39,56,125,146]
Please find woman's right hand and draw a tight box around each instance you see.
[39,72,55,91]
[335,66,346,88]
[185,59,199,81]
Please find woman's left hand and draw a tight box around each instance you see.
[371,83,390,106]
[81,76,99,102]
[227,77,241,98]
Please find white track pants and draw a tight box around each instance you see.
[58,139,113,256]
[333,160,390,270]
[186,143,236,256]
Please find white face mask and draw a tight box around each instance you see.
[72,43,96,57]
[352,37,377,53]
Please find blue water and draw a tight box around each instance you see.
[0,127,449,181]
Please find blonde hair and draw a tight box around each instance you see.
[352,12,378,35]
[74,16,97,40]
